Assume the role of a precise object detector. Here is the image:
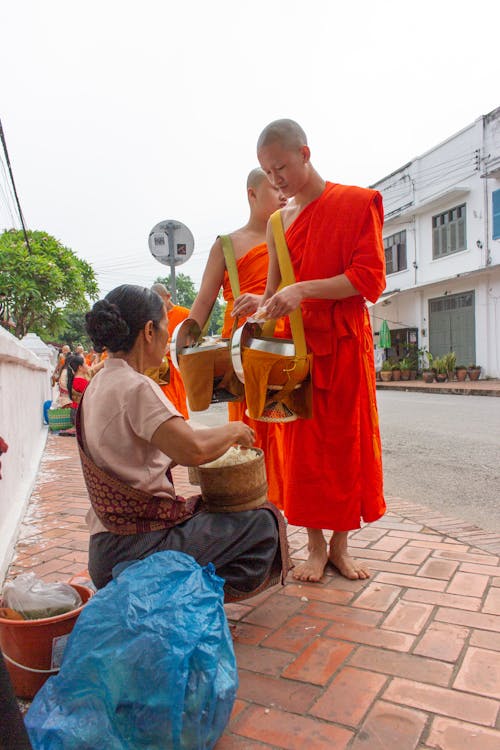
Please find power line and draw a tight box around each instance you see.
[0,118,31,252]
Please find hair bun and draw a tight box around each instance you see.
[86,299,130,351]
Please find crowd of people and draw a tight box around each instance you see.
[51,345,106,426]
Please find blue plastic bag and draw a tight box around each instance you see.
[25,551,238,749]
[43,400,52,425]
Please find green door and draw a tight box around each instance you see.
[428,291,475,365]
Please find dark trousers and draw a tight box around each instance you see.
[0,651,32,750]
[89,508,278,593]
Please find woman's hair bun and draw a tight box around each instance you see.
[86,299,130,352]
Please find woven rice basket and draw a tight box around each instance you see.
[197,448,268,512]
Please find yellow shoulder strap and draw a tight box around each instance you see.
[270,210,307,358]
[199,235,240,338]
[220,235,241,299]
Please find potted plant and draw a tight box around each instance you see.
[433,356,448,382]
[409,353,418,380]
[422,368,435,383]
[380,359,393,382]
[443,352,457,381]
[391,362,401,381]
[455,364,467,382]
[420,350,434,383]
[467,364,481,381]
[399,357,411,381]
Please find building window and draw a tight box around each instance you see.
[432,204,466,258]
[383,230,407,274]
[493,190,500,241]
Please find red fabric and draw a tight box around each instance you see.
[281,182,386,530]
[222,244,285,509]
[70,377,89,408]
[161,305,190,419]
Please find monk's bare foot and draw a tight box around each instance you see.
[292,545,329,582]
[329,532,370,580]
[293,528,329,582]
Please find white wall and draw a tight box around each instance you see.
[0,327,50,583]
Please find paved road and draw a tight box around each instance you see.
[377,391,500,534]
[191,392,500,533]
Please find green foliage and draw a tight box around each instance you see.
[381,359,392,371]
[399,357,412,371]
[419,349,433,370]
[443,351,457,373]
[433,356,447,374]
[56,310,92,350]
[0,229,98,338]
[206,295,226,336]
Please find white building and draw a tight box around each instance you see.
[369,105,500,377]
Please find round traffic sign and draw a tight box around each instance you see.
[148,220,194,266]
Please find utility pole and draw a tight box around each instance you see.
[0,118,31,253]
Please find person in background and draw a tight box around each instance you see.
[66,354,90,425]
[150,283,189,419]
[51,344,71,388]
[189,168,287,508]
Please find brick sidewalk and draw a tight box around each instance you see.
[5,433,500,749]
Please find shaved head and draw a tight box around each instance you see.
[257,119,308,152]
[246,167,267,190]
[151,282,170,301]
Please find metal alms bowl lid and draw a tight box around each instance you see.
[170,318,201,372]
[231,320,295,383]
[170,318,228,373]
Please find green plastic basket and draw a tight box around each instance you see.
[47,407,73,431]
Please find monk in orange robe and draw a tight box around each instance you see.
[151,283,189,419]
[238,119,386,582]
[189,169,287,508]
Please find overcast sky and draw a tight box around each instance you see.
[1,0,499,296]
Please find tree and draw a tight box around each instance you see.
[0,229,98,338]
[56,310,92,350]
[154,272,226,335]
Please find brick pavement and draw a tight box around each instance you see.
[5,432,500,749]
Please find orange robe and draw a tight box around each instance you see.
[222,243,285,509]
[161,305,190,419]
[281,182,386,530]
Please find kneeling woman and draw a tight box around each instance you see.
[79,284,288,599]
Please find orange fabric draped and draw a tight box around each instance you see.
[160,304,190,419]
[222,243,285,509]
[281,182,386,531]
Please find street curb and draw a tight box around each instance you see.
[376,382,500,397]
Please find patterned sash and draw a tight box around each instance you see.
[75,396,201,535]
[75,394,292,596]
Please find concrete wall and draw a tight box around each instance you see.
[0,327,50,583]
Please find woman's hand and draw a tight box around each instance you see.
[232,293,262,318]
[229,421,255,448]
[151,417,255,465]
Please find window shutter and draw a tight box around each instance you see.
[493,190,500,241]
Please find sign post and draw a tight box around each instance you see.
[148,219,194,302]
